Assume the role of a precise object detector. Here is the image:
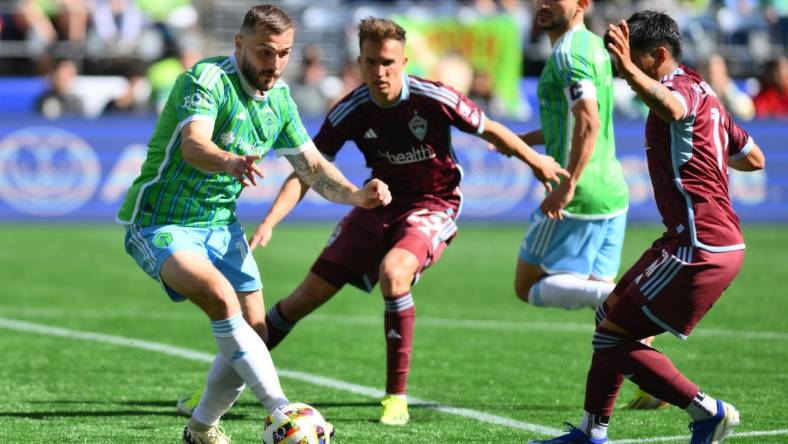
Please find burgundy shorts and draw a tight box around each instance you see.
[310,196,460,292]
[606,238,744,340]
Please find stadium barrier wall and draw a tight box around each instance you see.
[0,115,782,223]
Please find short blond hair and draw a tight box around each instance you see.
[358,17,406,50]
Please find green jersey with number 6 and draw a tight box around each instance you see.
[538,24,628,218]
[117,55,313,228]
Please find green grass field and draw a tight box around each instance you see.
[1,223,786,443]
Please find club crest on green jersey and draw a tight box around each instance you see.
[261,108,277,140]
[152,232,173,248]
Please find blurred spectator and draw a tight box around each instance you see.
[147,45,202,113]
[468,70,494,111]
[701,53,756,120]
[35,58,85,119]
[9,0,58,53]
[328,59,363,107]
[92,0,145,46]
[290,44,335,116]
[431,52,473,94]
[765,0,788,46]
[718,0,769,44]
[102,64,152,115]
[753,56,788,118]
[6,0,88,69]
[87,0,164,64]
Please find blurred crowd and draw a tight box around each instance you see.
[1,0,785,119]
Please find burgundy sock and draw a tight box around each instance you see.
[584,352,625,416]
[265,302,295,351]
[384,294,415,394]
[594,330,698,408]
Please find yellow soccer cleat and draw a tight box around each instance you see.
[624,388,670,410]
[380,394,409,426]
[177,387,205,417]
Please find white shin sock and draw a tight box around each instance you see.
[211,314,289,413]
[192,355,245,427]
[529,274,614,309]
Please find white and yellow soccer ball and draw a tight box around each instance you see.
[262,402,333,444]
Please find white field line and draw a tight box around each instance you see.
[3,317,788,443]
[2,307,788,341]
[0,317,560,437]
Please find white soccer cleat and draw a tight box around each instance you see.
[182,424,231,444]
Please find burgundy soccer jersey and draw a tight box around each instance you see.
[314,74,485,200]
[644,65,754,252]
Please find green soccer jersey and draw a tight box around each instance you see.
[538,24,628,218]
[117,55,313,227]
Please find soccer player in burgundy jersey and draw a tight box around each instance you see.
[259,18,567,426]
[531,11,765,444]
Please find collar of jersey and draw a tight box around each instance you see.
[230,54,267,101]
[553,22,586,49]
[369,72,410,109]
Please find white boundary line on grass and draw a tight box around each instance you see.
[2,308,788,341]
[0,317,560,437]
[2,316,787,443]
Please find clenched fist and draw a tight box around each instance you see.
[352,178,392,209]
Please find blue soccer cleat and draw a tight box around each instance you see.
[689,400,740,444]
[528,423,608,444]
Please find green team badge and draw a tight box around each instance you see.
[261,108,276,140]
[152,232,173,248]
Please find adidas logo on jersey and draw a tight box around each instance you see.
[387,329,402,339]
[364,129,378,139]
[235,111,246,120]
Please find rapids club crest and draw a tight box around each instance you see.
[408,113,427,141]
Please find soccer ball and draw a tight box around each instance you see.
[262,402,333,444]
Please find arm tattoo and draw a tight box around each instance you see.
[286,151,354,204]
[648,84,668,106]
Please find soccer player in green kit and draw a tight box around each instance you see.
[506,0,665,411]
[117,5,391,443]
[513,0,629,313]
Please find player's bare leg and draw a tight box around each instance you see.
[516,259,613,309]
[266,271,340,349]
[378,247,420,426]
[161,252,288,440]
[514,260,546,303]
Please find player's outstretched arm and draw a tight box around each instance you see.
[249,172,309,250]
[285,147,392,209]
[729,143,766,171]
[481,117,570,194]
[536,98,600,219]
[181,120,264,187]
[605,21,686,123]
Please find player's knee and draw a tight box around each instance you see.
[379,264,414,296]
[198,284,240,320]
[514,279,534,303]
[591,329,629,355]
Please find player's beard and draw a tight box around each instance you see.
[239,54,278,92]
[536,9,571,31]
